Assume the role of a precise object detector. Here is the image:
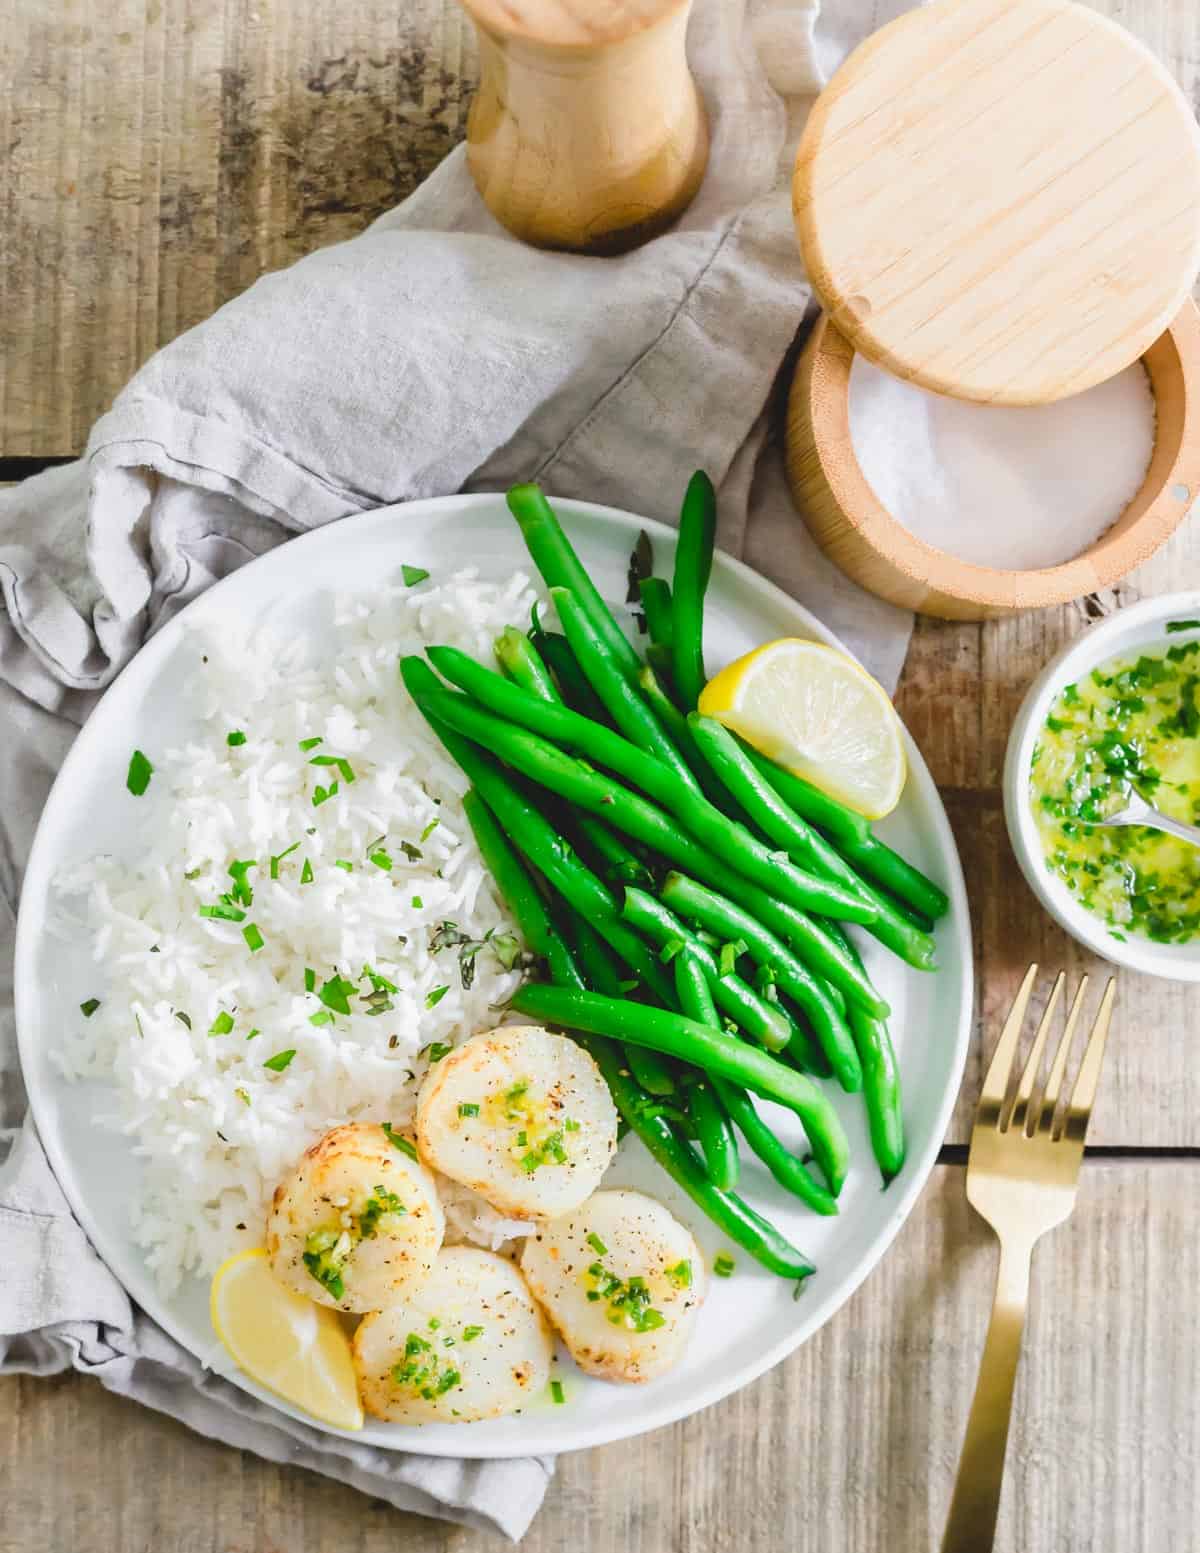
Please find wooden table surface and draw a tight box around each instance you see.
[4,1,1199,1548]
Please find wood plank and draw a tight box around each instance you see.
[0,0,477,454]
[3,1163,1197,1551]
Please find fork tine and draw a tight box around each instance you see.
[1033,976,1090,1137]
[1058,978,1117,1142]
[979,964,1038,1116]
[1006,971,1064,1133]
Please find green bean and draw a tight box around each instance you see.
[671,470,717,709]
[494,626,560,703]
[684,1075,741,1190]
[579,1029,815,1280]
[821,920,905,1184]
[674,952,839,1213]
[622,1044,678,1097]
[532,627,611,725]
[741,742,950,921]
[661,871,864,1093]
[620,885,795,1054]
[572,812,654,890]
[401,659,675,1006]
[638,663,741,816]
[507,483,642,678]
[413,670,877,930]
[716,1081,840,1216]
[689,712,937,971]
[510,982,849,1195]
[638,576,674,650]
[673,954,738,1190]
[552,586,700,792]
[468,776,813,1280]
[461,789,582,990]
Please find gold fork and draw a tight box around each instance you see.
[941,965,1117,1553]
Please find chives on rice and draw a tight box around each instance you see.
[242,923,265,953]
[263,1049,296,1072]
[226,731,247,747]
[298,736,322,752]
[713,1253,736,1278]
[126,750,154,796]
[208,1011,234,1037]
[402,565,430,587]
[80,998,101,1018]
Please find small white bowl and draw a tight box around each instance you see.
[1004,590,1200,982]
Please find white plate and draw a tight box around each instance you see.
[15,494,972,1458]
[1004,589,1200,981]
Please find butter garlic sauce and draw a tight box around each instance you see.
[1030,625,1200,943]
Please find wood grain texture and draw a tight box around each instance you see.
[0,0,478,454]
[463,0,708,253]
[3,1164,1198,1551]
[3,0,1200,1545]
[784,304,1200,618]
[794,0,1200,406]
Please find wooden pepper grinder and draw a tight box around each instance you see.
[459,0,709,255]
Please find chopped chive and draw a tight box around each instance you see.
[425,988,449,1010]
[126,750,154,796]
[319,975,357,1015]
[719,939,747,977]
[174,1011,192,1029]
[713,1252,736,1278]
[586,1232,608,1256]
[312,782,339,807]
[550,1379,565,1405]
[242,923,265,953]
[263,1049,296,1072]
[426,1040,452,1061]
[462,1325,483,1342]
[659,936,685,964]
[298,736,322,751]
[564,1118,580,1133]
[208,1011,235,1037]
[382,1123,418,1159]
[411,895,423,909]
[369,850,393,871]
[300,858,314,884]
[80,998,101,1018]
[304,967,316,992]
[235,1087,251,1107]
[334,859,354,873]
[402,565,430,587]
[419,819,439,842]
[309,1010,334,1027]
[400,841,422,862]
[269,841,300,879]
[226,731,247,747]
[667,1259,692,1288]
[246,1028,260,1041]
[458,1103,480,1118]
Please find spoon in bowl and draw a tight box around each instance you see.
[1095,789,1200,849]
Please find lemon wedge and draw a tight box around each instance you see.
[698,638,906,820]
[210,1248,363,1431]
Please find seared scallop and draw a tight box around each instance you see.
[266,1121,443,1313]
[415,1025,618,1219]
[353,1246,554,1423]
[520,1188,705,1383]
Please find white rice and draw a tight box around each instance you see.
[53,566,544,1293]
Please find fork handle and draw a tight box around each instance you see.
[941,1235,1034,1553]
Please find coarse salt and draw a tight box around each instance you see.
[847,354,1157,571]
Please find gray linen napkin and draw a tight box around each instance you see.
[0,0,914,1538]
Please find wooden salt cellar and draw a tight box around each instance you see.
[785,0,1200,619]
[459,0,709,254]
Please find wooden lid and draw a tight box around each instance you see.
[460,0,688,48]
[794,0,1200,405]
